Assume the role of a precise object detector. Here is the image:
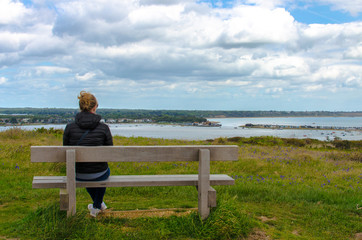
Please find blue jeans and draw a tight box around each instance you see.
[77,168,110,209]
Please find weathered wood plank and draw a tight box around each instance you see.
[66,149,76,217]
[31,145,238,163]
[208,186,217,208]
[198,149,210,220]
[32,174,234,189]
[59,188,69,210]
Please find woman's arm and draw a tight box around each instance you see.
[104,125,113,146]
[63,125,70,146]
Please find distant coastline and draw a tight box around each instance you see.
[0,108,361,125]
[2,117,362,141]
[209,113,362,119]
[239,123,362,131]
[210,116,362,119]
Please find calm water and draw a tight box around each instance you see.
[1,117,362,141]
[209,117,362,128]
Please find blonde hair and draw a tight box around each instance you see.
[78,91,97,112]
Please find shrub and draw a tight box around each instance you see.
[35,127,64,135]
[332,139,351,150]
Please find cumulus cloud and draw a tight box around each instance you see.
[317,0,362,16]
[344,43,362,59]
[0,0,361,109]
[0,0,29,24]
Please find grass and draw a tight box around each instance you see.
[0,128,361,239]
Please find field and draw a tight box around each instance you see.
[0,128,361,240]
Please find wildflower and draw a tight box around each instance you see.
[15,164,19,170]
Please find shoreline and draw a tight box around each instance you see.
[209,116,362,119]
[240,125,362,132]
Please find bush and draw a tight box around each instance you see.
[282,138,306,147]
[35,127,64,135]
[332,139,351,150]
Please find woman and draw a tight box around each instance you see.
[63,91,113,217]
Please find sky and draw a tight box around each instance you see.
[0,0,361,111]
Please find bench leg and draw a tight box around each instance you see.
[66,149,76,217]
[196,186,217,208]
[60,189,69,211]
[208,186,217,208]
[198,149,210,220]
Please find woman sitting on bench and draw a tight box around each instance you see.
[63,91,113,217]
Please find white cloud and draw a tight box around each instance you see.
[244,0,292,9]
[128,4,184,27]
[265,87,283,93]
[0,0,29,24]
[304,84,323,92]
[344,44,362,59]
[75,72,96,81]
[35,66,71,75]
[251,55,310,78]
[0,0,361,109]
[0,77,7,84]
[250,0,362,16]
[218,6,298,47]
[317,0,362,16]
[0,31,30,52]
[208,79,250,87]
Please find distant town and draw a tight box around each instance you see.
[0,108,361,126]
[0,116,154,125]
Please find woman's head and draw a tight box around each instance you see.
[78,91,98,112]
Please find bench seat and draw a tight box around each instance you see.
[33,174,234,188]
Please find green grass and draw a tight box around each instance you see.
[0,128,361,239]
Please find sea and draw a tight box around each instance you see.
[1,117,362,141]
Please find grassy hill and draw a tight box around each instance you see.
[0,128,361,239]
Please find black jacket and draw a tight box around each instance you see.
[63,111,113,173]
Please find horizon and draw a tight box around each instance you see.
[0,0,362,111]
[1,107,362,113]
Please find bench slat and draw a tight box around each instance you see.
[33,174,234,188]
[31,146,238,163]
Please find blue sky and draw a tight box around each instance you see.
[0,0,361,110]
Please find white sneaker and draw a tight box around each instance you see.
[101,202,107,211]
[88,204,101,217]
[88,202,107,213]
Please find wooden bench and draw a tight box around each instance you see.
[31,145,238,219]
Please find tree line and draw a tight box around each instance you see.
[0,108,361,124]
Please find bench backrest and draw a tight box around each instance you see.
[31,145,238,162]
